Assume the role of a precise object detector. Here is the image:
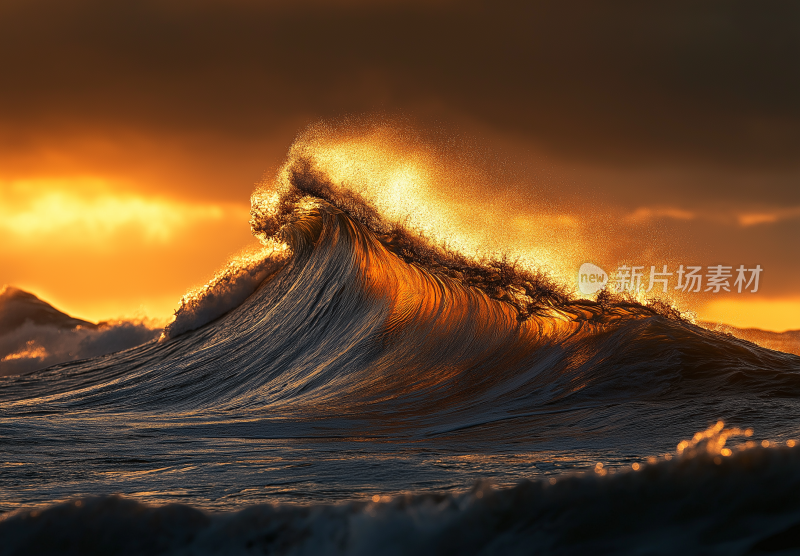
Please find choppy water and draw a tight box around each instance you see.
[2,152,800,554]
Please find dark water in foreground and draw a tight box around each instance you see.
[2,163,800,554]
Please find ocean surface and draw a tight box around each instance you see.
[2,149,800,555]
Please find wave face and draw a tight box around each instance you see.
[4,198,797,416]
[2,140,800,553]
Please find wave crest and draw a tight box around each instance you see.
[250,138,683,324]
[162,242,289,340]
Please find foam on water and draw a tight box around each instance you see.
[3,425,800,555]
[162,242,290,340]
[1,131,800,554]
[0,286,161,376]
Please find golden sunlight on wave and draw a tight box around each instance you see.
[0,340,48,363]
[257,124,586,287]
[257,125,795,333]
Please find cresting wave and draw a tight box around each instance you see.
[172,123,685,347]
[249,145,683,325]
[2,164,797,417]
[3,131,800,414]
[3,131,800,555]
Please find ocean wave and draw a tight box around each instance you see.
[3,425,800,556]
[3,133,800,547]
[249,136,684,325]
[162,243,290,340]
[2,198,796,417]
[0,286,161,376]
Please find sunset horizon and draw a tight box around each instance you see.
[3,2,800,554]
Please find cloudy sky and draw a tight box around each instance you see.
[1,0,798,330]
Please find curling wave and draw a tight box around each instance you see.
[1,176,797,419]
[2,136,800,553]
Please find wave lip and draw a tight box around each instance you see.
[162,243,290,340]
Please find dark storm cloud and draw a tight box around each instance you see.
[2,0,799,171]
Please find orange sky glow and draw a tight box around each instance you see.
[0,176,255,323]
[1,147,797,332]
[1,2,798,333]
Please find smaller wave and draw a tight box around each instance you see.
[0,287,161,376]
[0,322,161,376]
[162,242,290,340]
[3,423,800,555]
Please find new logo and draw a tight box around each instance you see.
[578,263,608,294]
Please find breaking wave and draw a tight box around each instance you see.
[2,127,800,554]
[0,287,161,376]
[2,134,798,414]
